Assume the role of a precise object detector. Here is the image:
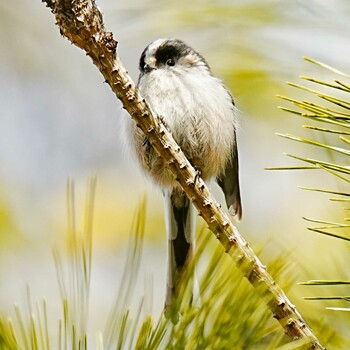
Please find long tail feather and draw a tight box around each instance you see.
[164,189,196,317]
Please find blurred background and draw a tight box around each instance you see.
[1,0,350,346]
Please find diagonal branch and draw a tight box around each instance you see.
[42,0,325,348]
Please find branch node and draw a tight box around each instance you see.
[127,95,135,102]
[228,233,236,243]
[224,234,237,253]
[247,263,261,283]
[287,319,296,328]
[124,83,132,91]
[278,300,286,307]
[209,216,216,223]
[215,232,222,240]
[203,198,212,207]
[186,178,194,186]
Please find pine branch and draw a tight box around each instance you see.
[41,0,325,348]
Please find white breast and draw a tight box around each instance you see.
[137,67,238,183]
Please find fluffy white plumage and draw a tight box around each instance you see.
[123,39,242,316]
[126,38,239,188]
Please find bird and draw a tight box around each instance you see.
[123,38,242,316]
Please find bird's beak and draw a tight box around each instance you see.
[144,64,155,73]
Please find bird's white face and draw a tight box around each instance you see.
[138,38,210,77]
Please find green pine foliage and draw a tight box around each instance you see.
[0,176,337,349]
[277,58,350,312]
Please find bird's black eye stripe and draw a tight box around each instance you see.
[139,47,147,72]
[155,42,185,66]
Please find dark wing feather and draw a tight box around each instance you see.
[217,130,242,220]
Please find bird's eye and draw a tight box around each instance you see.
[166,58,175,66]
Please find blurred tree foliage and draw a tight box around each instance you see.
[277,58,350,316]
[0,190,20,246]
[0,189,343,349]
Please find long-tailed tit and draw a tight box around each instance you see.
[124,38,242,313]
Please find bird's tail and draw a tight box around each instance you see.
[164,188,198,320]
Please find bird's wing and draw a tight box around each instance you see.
[216,129,242,220]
